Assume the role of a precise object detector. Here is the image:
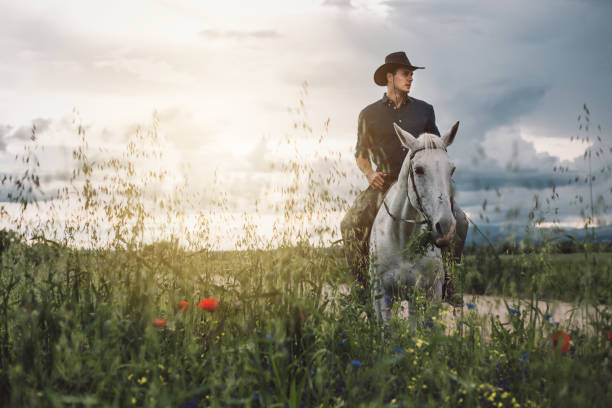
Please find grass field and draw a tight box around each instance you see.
[2,113,611,407]
[461,250,612,304]
[1,233,611,407]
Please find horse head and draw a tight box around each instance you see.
[393,121,460,248]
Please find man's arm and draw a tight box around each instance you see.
[356,155,386,190]
[355,110,386,190]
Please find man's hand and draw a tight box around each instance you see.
[356,156,387,190]
[367,171,387,190]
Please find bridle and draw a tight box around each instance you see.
[382,145,451,230]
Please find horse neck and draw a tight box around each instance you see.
[390,157,421,220]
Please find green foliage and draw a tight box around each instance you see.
[402,229,435,258]
[460,246,612,304]
[1,96,611,407]
[1,237,611,407]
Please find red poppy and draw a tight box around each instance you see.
[607,329,611,341]
[198,298,220,312]
[177,301,189,312]
[154,318,167,328]
[552,330,570,353]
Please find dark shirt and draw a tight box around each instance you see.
[355,93,440,180]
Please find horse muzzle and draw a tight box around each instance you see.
[434,219,456,248]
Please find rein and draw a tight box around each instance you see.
[382,200,428,225]
[383,145,448,228]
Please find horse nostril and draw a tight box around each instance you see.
[435,222,443,235]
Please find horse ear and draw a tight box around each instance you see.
[442,121,460,148]
[393,123,418,150]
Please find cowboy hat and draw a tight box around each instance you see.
[374,51,424,86]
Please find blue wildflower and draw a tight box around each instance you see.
[393,347,405,354]
[544,313,552,321]
[384,295,392,307]
[549,321,560,328]
[351,360,363,368]
[265,333,273,340]
[252,391,260,401]
[466,303,476,309]
[508,307,520,315]
[520,353,530,362]
[338,340,345,345]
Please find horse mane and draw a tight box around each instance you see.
[417,133,445,151]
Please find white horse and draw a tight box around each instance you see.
[369,121,460,321]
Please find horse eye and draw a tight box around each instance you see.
[415,166,424,175]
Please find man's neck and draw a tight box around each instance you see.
[386,90,407,108]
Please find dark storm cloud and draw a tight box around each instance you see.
[454,162,570,193]
[356,0,611,166]
[481,85,548,129]
[444,83,549,165]
[199,29,280,40]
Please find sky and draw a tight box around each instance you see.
[1,0,611,248]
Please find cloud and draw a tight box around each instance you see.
[93,57,195,86]
[1,0,611,234]
[0,124,11,151]
[244,136,275,173]
[0,118,55,152]
[444,83,549,165]
[155,106,226,149]
[481,85,548,129]
[454,163,568,193]
[0,172,56,203]
[9,118,53,141]
[452,124,571,194]
[199,29,280,40]
[322,0,354,8]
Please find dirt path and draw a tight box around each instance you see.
[437,294,607,334]
[325,284,607,332]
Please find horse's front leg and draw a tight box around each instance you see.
[373,278,394,322]
[375,292,392,322]
[370,269,392,322]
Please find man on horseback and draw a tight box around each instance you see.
[341,51,467,306]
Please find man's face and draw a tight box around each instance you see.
[387,67,414,93]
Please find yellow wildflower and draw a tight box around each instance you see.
[415,338,428,348]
